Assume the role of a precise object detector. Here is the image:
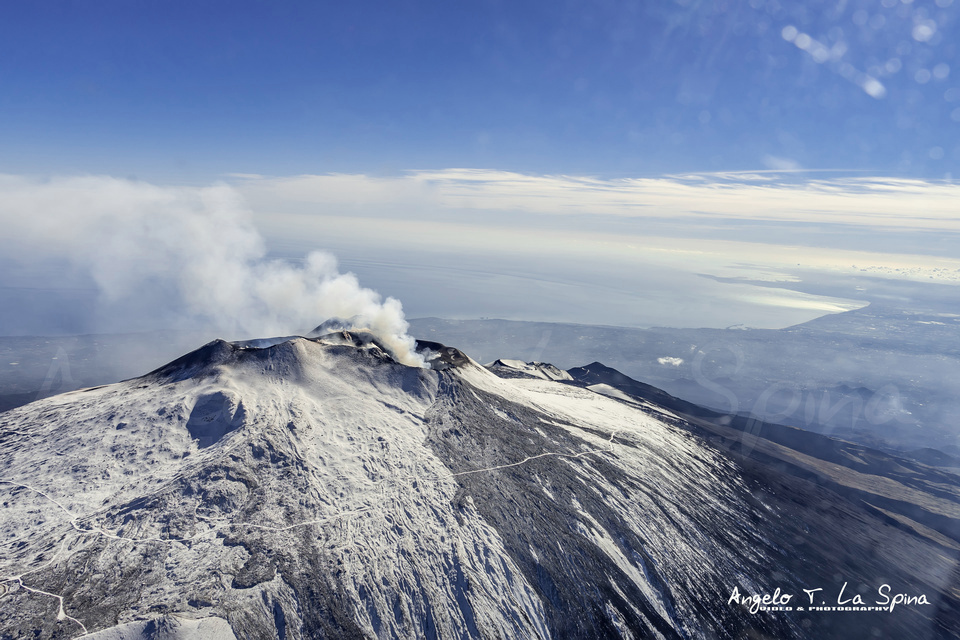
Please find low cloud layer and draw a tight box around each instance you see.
[236,170,960,287]
[3,170,957,346]
[0,175,424,366]
[238,169,960,233]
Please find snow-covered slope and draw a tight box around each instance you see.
[485,359,573,382]
[0,335,953,638]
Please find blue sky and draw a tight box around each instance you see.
[1,0,958,179]
[1,1,959,338]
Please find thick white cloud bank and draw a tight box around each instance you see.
[2,170,958,343]
[237,170,960,286]
[238,169,960,234]
[0,175,424,367]
[229,169,960,329]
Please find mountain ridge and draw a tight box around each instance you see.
[0,334,956,639]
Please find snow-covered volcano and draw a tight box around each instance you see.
[0,333,956,639]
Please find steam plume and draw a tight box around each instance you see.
[0,175,425,367]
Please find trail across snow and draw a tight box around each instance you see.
[450,426,623,477]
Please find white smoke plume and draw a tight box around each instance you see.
[0,175,425,367]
